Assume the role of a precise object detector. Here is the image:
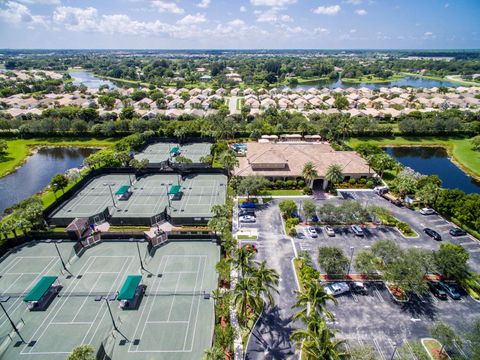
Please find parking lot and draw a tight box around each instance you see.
[237,193,480,359]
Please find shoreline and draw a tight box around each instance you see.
[381,143,480,183]
[0,141,110,179]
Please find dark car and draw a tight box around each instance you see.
[240,202,256,209]
[449,228,467,237]
[439,281,461,300]
[424,228,442,241]
[428,282,447,300]
[350,282,368,295]
[311,215,319,223]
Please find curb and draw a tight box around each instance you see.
[385,283,410,303]
[243,301,265,360]
[421,338,451,360]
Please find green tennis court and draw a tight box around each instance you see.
[135,142,212,164]
[49,172,227,226]
[0,240,219,360]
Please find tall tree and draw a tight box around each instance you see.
[317,246,349,276]
[67,345,95,360]
[431,322,460,356]
[302,200,317,224]
[325,164,344,187]
[434,243,469,281]
[252,260,279,307]
[219,150,239,176]
[50,173,69,193]
[302,161,318,187]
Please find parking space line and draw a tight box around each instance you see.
[373,338,386,360]
[404,339,418,360]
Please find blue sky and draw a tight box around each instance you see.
[0,0,478,49]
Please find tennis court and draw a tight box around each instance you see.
[0,240,219,360]
[49,173,227,226]
[135,142,212,164]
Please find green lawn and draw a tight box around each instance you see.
[260,189,304,196]
[0,137,117,178]
[237,235,257,240]
[422,339,448,360]
[348,136,480,179]
[341,74,404,84]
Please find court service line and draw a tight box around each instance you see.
[83,256,133,345]
[184,255,207,351]
[22,256,97,354]
[128,255,168,353]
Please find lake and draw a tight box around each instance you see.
[288,76,458,91]
[385,147,480,194]
[69,71,117,90]
[0,147,97,215]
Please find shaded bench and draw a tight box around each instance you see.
[117,275,146,310]
[24,276,61,311]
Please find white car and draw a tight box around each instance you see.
[351,225,364,236]
[324,226,335,237]
[307,226,318,238]
[324,282,350,296]
[239,215,256,223]
[420,208,436,215]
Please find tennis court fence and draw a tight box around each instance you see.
[3,290,209,298]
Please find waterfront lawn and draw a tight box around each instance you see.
[0,137,117,178]
[348,136,480,179]
[341,73,404,84]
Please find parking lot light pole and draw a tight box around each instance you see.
[347,246,355,276]
[103,183,117,208]
[390,343,398,360]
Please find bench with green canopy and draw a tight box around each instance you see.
[118,275,142,301]
[170,146,181,156]
[115,185,130,196]
[168,184,181,195]
[24,276,58,302]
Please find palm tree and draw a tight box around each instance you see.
[219,150,239,176]
[252,260,279,307]
[302,161,318,188]
[292,281,336,320]
[232,246,257,276]
[339,115,352,142]
[291,312,345,360]
[232,277,261,324]
[202,345,224,360]
[325,163,344,187]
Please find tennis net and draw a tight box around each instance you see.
[4,290,208,298]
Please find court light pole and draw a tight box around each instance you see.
[53,183,58,200]
[103,182,117,208]
[0,302,25,343]
[129,238,146,272]
[390,342,398,360]
[47,239,69,274]
[347,246,355,276]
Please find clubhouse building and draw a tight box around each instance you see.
[233,141,373,189]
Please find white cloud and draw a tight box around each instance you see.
[14,0,60,4]
[444,3,449,8]
[176,13,206,25]
[345,0,362,4]
[197,0,210,9]
[250,0,296,6]
[423,31,436,39]
[150,0,184,14]
[240,5,246,12]
[0,1,48,27]
[313,5,341,15]
[350,28,356,33]
[255,7,292,23]
[314,27,329,35]
[53,6,99,32]
[355,9,367,15]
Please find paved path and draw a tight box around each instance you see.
[229,96,239,114]
[241,201,299,360]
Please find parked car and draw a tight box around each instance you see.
[449,228,467,237]
[239,209,255,217]
[424,228,442,241]
[311,215,319,223]
[351,225,364,236]
[438,281,461,300]
[324,226,335,237]
[240,202,256,209]
[307,226,318,238]
[350,281,368,295]
[420,208,436,215]
[324,282,350,296]
[239,215,256,223]
[428,281,448,300]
